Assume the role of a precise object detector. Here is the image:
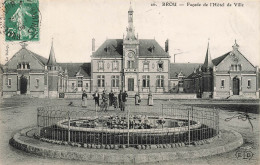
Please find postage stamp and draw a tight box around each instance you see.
[4,0,39,41]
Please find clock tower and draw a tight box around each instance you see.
[123,2,140,93]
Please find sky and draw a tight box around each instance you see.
[0,0,260,66]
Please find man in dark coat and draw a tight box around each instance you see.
[121,90,128,111]
[109,90,114,106]
[101,90,108,111]
[118,90,122,110]
[92,90,99,106]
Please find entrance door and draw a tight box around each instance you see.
[233,77,239,95]
[20,76,27,94]
[128,78,134,91]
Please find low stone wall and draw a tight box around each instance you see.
[64,92,197,100]
[9,127,243,164]
[141,93,197,99]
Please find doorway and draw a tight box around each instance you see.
[233,77,239,95]
[20,75,27,94]
[128,78,134,91]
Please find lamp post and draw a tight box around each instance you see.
[138,79,140,94]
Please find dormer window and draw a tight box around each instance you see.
[148,45,155,53]
[104,46,111,53]
[157,61,163,71]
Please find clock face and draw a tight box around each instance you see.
[128,52,134,58]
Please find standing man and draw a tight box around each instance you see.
[109,90,114,107]
[101,90,108,112]
[93,90,100,107]
[121,90,128,111]
[118,90,122,110]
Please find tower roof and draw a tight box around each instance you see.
[125,2,136,41]
[203,40,214,69]
[47,39,57,65]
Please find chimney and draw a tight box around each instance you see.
[165,39,169,53]
[92,38,95,52]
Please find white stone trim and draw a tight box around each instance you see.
[3,73,18,75]
[241,74,256,76]
[29,73,44,75]
[216,74,230,76]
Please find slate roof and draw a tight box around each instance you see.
[5,48,48,66]
[170,63,202,79]
[92,39,169,58]
[212,52,230,66]
[31,52,48,65]
[139,39,169,57]
[59,63,91,78]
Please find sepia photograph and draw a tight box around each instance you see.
[0,0,259,164]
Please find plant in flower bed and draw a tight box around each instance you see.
[70,119,99,128]
[106,115,159,129]
[156,116,166,128]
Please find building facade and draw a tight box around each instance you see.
[189,41,259,99]
[1,5,259,99]
[91,5,170,95]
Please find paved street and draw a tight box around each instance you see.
[0,97,259,165]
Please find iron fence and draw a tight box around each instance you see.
[37,104,219,148]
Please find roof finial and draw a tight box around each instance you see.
[20,41,28,49]
[232,39,239,50]
[129,0,133,12]
[51,37,54,47]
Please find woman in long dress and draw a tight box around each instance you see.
[82,90,88,108]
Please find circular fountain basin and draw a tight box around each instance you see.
[56,116,201,134]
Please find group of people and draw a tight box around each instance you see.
[82,90,128,111]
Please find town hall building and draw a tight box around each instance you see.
[1,4,259,99]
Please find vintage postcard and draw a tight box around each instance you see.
[0,0,259,165]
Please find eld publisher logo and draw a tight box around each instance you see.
[235,150,254,160]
